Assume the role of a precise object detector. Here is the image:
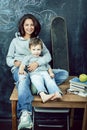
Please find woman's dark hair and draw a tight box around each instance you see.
[18,14,41,37]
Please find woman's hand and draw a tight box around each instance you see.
[14,60,21,67]
[27,62,39,72]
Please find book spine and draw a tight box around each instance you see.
[70,83,87,89]
[70,85,87,92]
[69,81,87,87]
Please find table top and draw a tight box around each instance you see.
[10,76,87,103]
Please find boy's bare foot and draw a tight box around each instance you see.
[51,92,62,100]
[40,92,54,103]
[42,94,54,103]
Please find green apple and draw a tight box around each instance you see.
[79,74,87,82]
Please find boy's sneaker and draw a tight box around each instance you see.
[18,110,33,130]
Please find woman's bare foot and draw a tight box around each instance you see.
[40,92,54,103]
[51,92,62,100]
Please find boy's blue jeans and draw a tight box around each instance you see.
[30,71,63,94]
[12,67,68,115]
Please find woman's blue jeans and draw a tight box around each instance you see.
[12,67,33,116]
[53,68,69,85]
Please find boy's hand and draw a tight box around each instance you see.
[19,66,26,75]
[49,72,55,78]
[19,70,27,75]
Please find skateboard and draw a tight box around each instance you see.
[51,16,69,71]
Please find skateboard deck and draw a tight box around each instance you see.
[51,16,69,71]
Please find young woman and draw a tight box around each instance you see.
[6,14,68,130]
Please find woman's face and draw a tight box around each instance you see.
[23,18,35,37]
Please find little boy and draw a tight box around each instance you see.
[19,37,62,103]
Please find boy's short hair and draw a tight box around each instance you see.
[29,37,43,49]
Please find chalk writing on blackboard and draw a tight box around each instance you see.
[0,10,16,32]
[40,9,57,27]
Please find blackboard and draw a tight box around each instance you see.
[0,0,87,118]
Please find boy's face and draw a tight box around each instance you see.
[30,44,42,57]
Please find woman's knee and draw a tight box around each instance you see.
[53,69,69,85]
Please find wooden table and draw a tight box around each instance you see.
[10,76,87,130]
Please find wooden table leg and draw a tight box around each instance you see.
[82,103,87,130]
[70,108,74,127]
[11,100,17,130]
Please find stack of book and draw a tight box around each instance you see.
[68,77,87,97]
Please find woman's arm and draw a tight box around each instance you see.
[6,39,21,67]
[19,64,26,74]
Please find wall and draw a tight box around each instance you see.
[0,0,87,118]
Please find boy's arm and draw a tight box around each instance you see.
[48,67,54,78]
[46,64,54,78]
[19,64,26,74]
[19,55,30,74]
